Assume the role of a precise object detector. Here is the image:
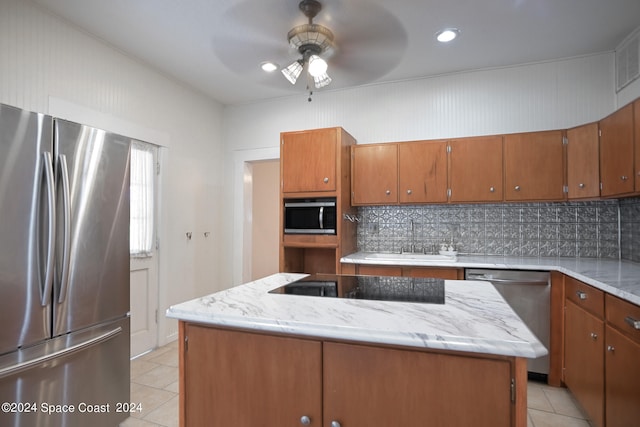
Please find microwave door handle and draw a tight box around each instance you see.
[319,206,324,230]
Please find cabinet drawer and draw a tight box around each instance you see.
[606,294,640,343]
[565,276,604,318]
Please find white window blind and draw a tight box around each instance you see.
[130,141,155,257]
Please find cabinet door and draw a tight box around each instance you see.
[448,136,503,202]
[398,140,448,203]
[351,144,398,205]
[504,130,565,201]
[323,342,514,427]
[599,104,634,197]
[183,325,322,427]
[564,301,604,427]
[281,128,336,193]
[566,123,600,199]
[635,100,640,192]
[605,325,640,427]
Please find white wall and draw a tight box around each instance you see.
[0,0,226,344]
[222,52,626,285]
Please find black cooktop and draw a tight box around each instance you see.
[269,274,445,304]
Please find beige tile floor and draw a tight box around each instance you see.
[120,341,591,427]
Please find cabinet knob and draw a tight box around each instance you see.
[607,345,615,352]
[406,189,412,195]
[300,415,311,425]
[331,422,342,427]
[385,190,391,195]
[323,177,329,184]
[576,290,588,300]
[489,187,495,193]
[579,183,585,188]
[514,185,521,191]
[621,176,628,181]
[590,332,598,340]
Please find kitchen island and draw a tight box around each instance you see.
[167,273,546,427]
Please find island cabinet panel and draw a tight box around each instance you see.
[504,130,565,201]
[323,342,515,427]
[181,325,322,427]
[599,103,634,197]
[566,122,600,199]
[351,143,398,205]
[398,140,448,204]
[281,128,337,193]
[447,136,504,202]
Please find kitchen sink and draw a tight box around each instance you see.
[363,252,458,263]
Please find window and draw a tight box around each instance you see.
[130,141,156,257]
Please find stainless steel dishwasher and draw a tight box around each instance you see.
[465,269,550,381]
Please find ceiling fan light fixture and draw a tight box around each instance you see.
[308,55,328,77]
[287,24,335,53]
[313,72,332,89]
[282,60,304,84]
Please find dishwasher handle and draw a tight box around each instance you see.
[466,274,548,285]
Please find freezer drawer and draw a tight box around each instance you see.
[0,317,130,427]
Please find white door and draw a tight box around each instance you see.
[129,141,159,358]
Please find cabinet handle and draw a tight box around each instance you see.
[323,177,329,184]
[576,290,588,300]
[590,332,598,340]
[385,190,391,195]
[621,176,628,181]
[406,189,412,195]
[514,185,521,191]
[607,345,615,352]
[331,422,342,427]
[579,183,585,188]
[300,415,311,425]
[489,187,495,193]
[625,316,640,330]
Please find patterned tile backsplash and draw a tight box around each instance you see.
[620,197,640,263]
[356,198,640,260]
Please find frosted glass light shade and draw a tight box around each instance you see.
[282,61,303,84]
[308,55,328,77]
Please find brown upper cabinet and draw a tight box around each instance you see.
[566,122,600,199]
[599,103,634,197]
[398,140,448,204]
[504,130,565,202]
[281,128,338,193]
[635,99,640,193]
[447,136,504,203]
[351,143,398,205]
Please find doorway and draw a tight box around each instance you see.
[248,159,280,280]
[129,141,160,357]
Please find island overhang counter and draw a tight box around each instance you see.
[167,273,546,427]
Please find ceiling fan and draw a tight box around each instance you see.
[212,0,407,99]
[280,0,335,90]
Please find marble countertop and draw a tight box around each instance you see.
[166,273,547,359]
[341,252,640,306]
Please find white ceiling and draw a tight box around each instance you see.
[34,0,640,106]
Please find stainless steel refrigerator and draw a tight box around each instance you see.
[0,103,131,427]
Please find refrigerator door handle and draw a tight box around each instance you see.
[41,151,56,306]
[0,326,122,379]
[57,154,71,303]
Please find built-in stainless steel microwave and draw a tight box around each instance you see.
[284,198,337,234]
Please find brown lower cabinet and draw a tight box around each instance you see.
[563,276,640,427]
[179,323,527,427]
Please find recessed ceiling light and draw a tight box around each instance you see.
[261,61,278,72]
[436,28,460,43]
